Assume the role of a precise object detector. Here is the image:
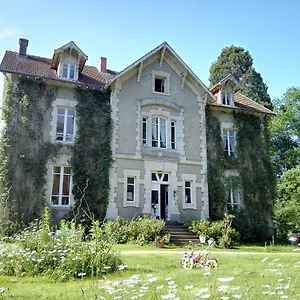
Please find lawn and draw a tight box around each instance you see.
[0,246,299,299]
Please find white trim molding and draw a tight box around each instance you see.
[123,169,140,207]
[181,173,197,210]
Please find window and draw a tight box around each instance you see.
[142,117,147,146]
[152,117,167,148]
[127,177,135,202]
[56,108,75,142]
[221,92,233,105]
[171,120,176,150]
[51,166,72,206]
[223,130,236,157]
[227,188,240,210]
[61,63,76,80]
[154,77,166,93]
[152,70,170,95]
[185,181,192,204]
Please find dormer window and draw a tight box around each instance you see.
[62,63,76,80]
[221,92,234,106]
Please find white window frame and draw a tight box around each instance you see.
[55,107,75,143]
[152,116,167,148]
[223,129,236,157]
[181,174,197,209]
[142,114,177,150]
[221,91,234,106]
[51,165,72,207]
[151,70,170,95]
[227,187,241,211]
[123,169,140,207]
[61,63,77,80]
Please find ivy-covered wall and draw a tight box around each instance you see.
[0,78,60,233]
[71,88,113,224]
[206,108,276,240]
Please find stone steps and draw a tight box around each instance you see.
[165,222,199,245]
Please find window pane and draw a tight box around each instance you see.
[66,115,74,142]
[62,174,70,196]
[52,173,60,195]
[127,184,134,201]
[69,65,75,79]
[185,188,191,203]
[143,117,147,145]
[152,173,157,181]
[155,78,163,92]
[233,189,239,205]
[171,121,176,149]
[127,177,134,184]
[160,118,166,148]
[185,181,191,188]
[51,196,59,205]
[152,118,158,147]
[62,64,68,78]
[64,167,71,174]
[162,174,168,182]
[57,108,65,115]
[53,166,61,174]
[68,109,75,117]
[61,196,69,206]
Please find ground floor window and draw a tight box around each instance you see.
[51,166,72,206]
[227,188,241,210]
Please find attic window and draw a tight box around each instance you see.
[152,70,170,95]
[221,92,234,106]
[62,63,76,80]
[155,77,166,93]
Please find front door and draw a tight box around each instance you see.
[151,172,169,220]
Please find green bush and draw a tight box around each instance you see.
[0,208,123,280]
[103,216,165,245]
[188,214,240,248]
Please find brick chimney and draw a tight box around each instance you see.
[97,57,107,73]
[19,38,29,56]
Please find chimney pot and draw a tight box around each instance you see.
[100,57,107,73]
[19,38,29,56]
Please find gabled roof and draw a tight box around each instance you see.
[106,41,215,100]
[51,41,88,72]
[210,91,276,116]
[210,74,241,93]
[0,50,116,88]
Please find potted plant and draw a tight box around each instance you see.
[155,235,165,248]
[196,220,210,244]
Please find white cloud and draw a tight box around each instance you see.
[0,27,19,40]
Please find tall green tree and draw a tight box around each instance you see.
[273,166,300,239]
[209,45,273,109]
[269,87,300,176]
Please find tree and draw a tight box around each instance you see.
[209,45,273,109]
[273,166,300,239]
[269,87,300,176]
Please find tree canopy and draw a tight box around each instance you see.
[269,87,300,176]
[209,45,273,109]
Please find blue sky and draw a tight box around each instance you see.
[0,0,300,102]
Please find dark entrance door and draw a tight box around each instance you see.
[160,184,168,220]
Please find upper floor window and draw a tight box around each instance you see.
[56,108,75,142]
[223,129,236,157]
[152,117,167,148]
[221,92,234,106]
[227,188,241,211]
[51,166,72,206]
[143,116,177,150]
[152,70,170,95]
[62,63,76,80]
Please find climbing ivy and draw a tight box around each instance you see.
[0,78,60,234]
[206,109,227,219]
[233,113,276,240]
[71,88,113,225]
[206,109,276,240]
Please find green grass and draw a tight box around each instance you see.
[0,248,299,299]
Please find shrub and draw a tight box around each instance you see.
[0,208,123,280]
[188,214,239,248]
[103,216,165,245]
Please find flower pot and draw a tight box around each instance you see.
[199,236,206,244]
[156,239,165,248]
